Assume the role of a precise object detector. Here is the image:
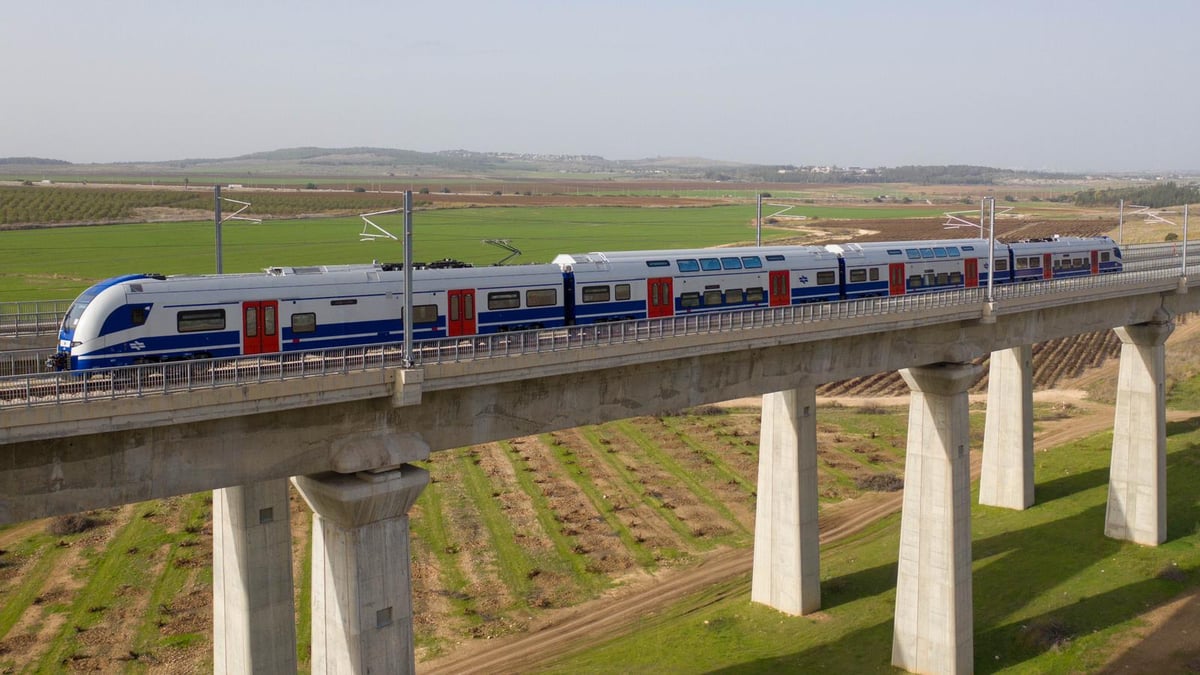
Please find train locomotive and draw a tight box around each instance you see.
[49,236,1122,371]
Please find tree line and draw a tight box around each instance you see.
[1073,182,1200,208]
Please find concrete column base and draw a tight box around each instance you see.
[893,363,978,675]
[1107,318,1173,545]
[293,465,429,675]
[751,386,820,615]
[212,479,298,674]
[979,345,1034,510]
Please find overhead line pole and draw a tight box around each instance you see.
[403,190,414,367]
[215,186,223,273]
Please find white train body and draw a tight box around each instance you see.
[51,236,1123,371]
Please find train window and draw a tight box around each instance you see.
[178,309,225,333]
[700,258,722,271]
[746,287,765,302]
[291,313,316,334]
[741,256,762,268]
[1101,252,1111,262]
[488,291,521,310]
[131,307,147,326]
[704,290,723,305]
[936,273,949,285]
[264,306,276,336]
[726,288,744,304]
[934,247,948,258]
[720,257,742,270]
[526,289,557,307]
[582,285,610,303]
[331,298,358,306]
[921,248,935,258]
[681,292,701,308]
[677,259,700,272]
[909,275,923,288]
[949,272,963,284]
[870,268,880,281]
[449,296,460,321]
[615,284,631,301]
[410,304,438,324]
[994,258,1008,271]
[1076,258,1087,268]
[1016,257,1028,270]
[849,269,867,283]
[646,260,670,268]
[962,245,975,251]
[245,307,257,337]
[765,254,786,262]
[816,271,836,286]
[1052,259,1062,270]
[887,249,903,255]
[947,247,960,256]
[906,248,921,259]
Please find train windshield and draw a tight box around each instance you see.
[61,287,103,332]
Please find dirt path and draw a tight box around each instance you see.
[422,392,1133,674]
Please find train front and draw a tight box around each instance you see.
[48,274,154,371]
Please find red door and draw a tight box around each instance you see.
[769,270,790,306]
[1043,253,1053,280]
[647,278,674,318]
[964,259,979,288]
[1090,250,1099,275]
[447,289,476,336]
[242,300,279,355]
[888,263,906,296]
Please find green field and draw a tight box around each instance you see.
[0,205,795,301]
[543,418,1200,674]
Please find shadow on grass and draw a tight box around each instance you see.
[710,434,1200,674]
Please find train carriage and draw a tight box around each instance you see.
[1005,236,1122,282]
[829,239,988,297]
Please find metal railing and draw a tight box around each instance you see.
[0,299,71,338]
[1,253,1195,410]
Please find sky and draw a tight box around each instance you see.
[2,0,1198,172]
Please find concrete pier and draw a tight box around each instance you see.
[293,465,429,674]
[751,386,820,615]
[979,345,1034,510]
[212,479,298,674]
[1106,317,1173,545]
[893,363,978,675]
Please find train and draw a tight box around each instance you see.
[48,235,1123,371]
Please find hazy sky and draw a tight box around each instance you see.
[3,1,1198,172]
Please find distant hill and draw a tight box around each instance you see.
[0,146,1099,184]
[0,157,71,166]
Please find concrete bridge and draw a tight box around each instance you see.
[1,255,1196,673]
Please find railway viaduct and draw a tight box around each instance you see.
[1,261,1197,674]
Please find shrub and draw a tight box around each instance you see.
[1166,232,1180,241]
[48,513,99,536]
[856,474,903,492]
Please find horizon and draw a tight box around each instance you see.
[3,1,1198,173]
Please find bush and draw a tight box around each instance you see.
[48,513,99,536]
[304,182,317,190]
[418,187,430,194]
[856,474,903,492]
[1166,232,1180,241]
[353,186,366,193]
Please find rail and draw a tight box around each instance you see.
[1,253,1194,410]
[0,299,71,338]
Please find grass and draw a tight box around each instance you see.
[550,429,661,570]
[0,205,797,301]
[619,420,750,541]
[539,416,1200,674]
